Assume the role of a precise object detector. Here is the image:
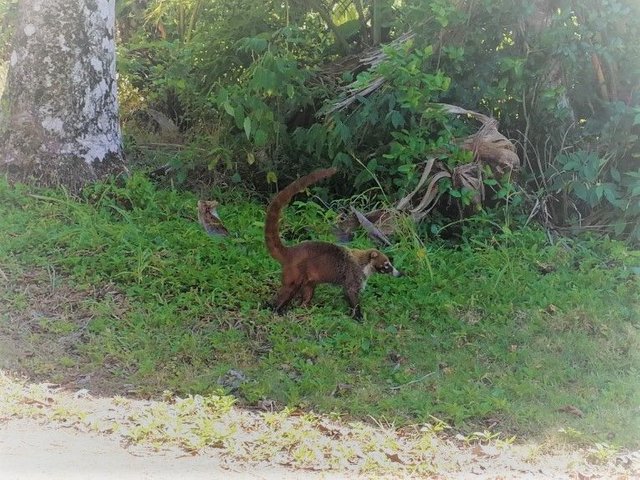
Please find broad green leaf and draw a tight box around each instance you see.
[243,117,252,140]
[334,152,352,168]
[254,129,268,147]
[354,169,371,187]
[595,184,604,200]
[573,182,588,201]
[223,102,234,117]
[603,184,618,204]
[611,168,621,182]
[390,111,405,129]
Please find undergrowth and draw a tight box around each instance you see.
[0,174,638,447]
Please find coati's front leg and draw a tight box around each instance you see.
[344,286,362,320]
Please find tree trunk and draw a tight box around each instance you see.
[0,0,125,190]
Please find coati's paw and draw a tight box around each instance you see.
[351,306,363,321]
[261,300,278,311]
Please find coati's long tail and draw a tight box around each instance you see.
[265,167,338,263]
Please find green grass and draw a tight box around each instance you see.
[0,174,639,447]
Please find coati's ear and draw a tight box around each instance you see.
[369,251,378,259]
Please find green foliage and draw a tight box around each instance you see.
[213,39,318,179]
[544,102,640,243]
[393,1,640,242]
[1,177,638,446]
[550,151,618,208]
[110,0,640,242]
[116,0,284,128]
[294,43,466,199]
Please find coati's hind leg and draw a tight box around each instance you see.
[272,282,301,313]
[344,286,362,320]
[300,284,316,307]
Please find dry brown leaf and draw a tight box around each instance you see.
[394,104,520,221]
[536,262,556,274]
[396,157,436,211]
[573,472,596,480]
[557,405,585,418]
[385,452,405,464]
[197,200,229,237]
[22,396,53,406]
[317,423,342,439]
[351,207,392,247]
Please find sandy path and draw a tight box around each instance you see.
[0,417,335,480]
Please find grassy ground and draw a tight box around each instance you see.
[1,174,638,448]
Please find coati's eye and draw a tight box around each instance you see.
[377,261,392,273]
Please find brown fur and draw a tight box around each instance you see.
[265,168,402,319]
[198,200,229,236]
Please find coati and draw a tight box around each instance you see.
[265,167,402,319]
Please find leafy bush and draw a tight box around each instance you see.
[214,39,319,182]
[544,103,640,243]
[111,0,640,242]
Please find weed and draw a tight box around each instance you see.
[586,443,620,465]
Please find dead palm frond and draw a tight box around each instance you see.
[396,104,520,221]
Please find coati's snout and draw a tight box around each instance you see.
[384,262,404,277]
[392,267,404,277]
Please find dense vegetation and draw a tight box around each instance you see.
[1,1,639,240]
[108,0,640,242]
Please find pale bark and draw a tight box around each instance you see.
[0,0,125,190]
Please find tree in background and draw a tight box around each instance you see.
[0,0,125,190]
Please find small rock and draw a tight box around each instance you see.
[217,369,246,391]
